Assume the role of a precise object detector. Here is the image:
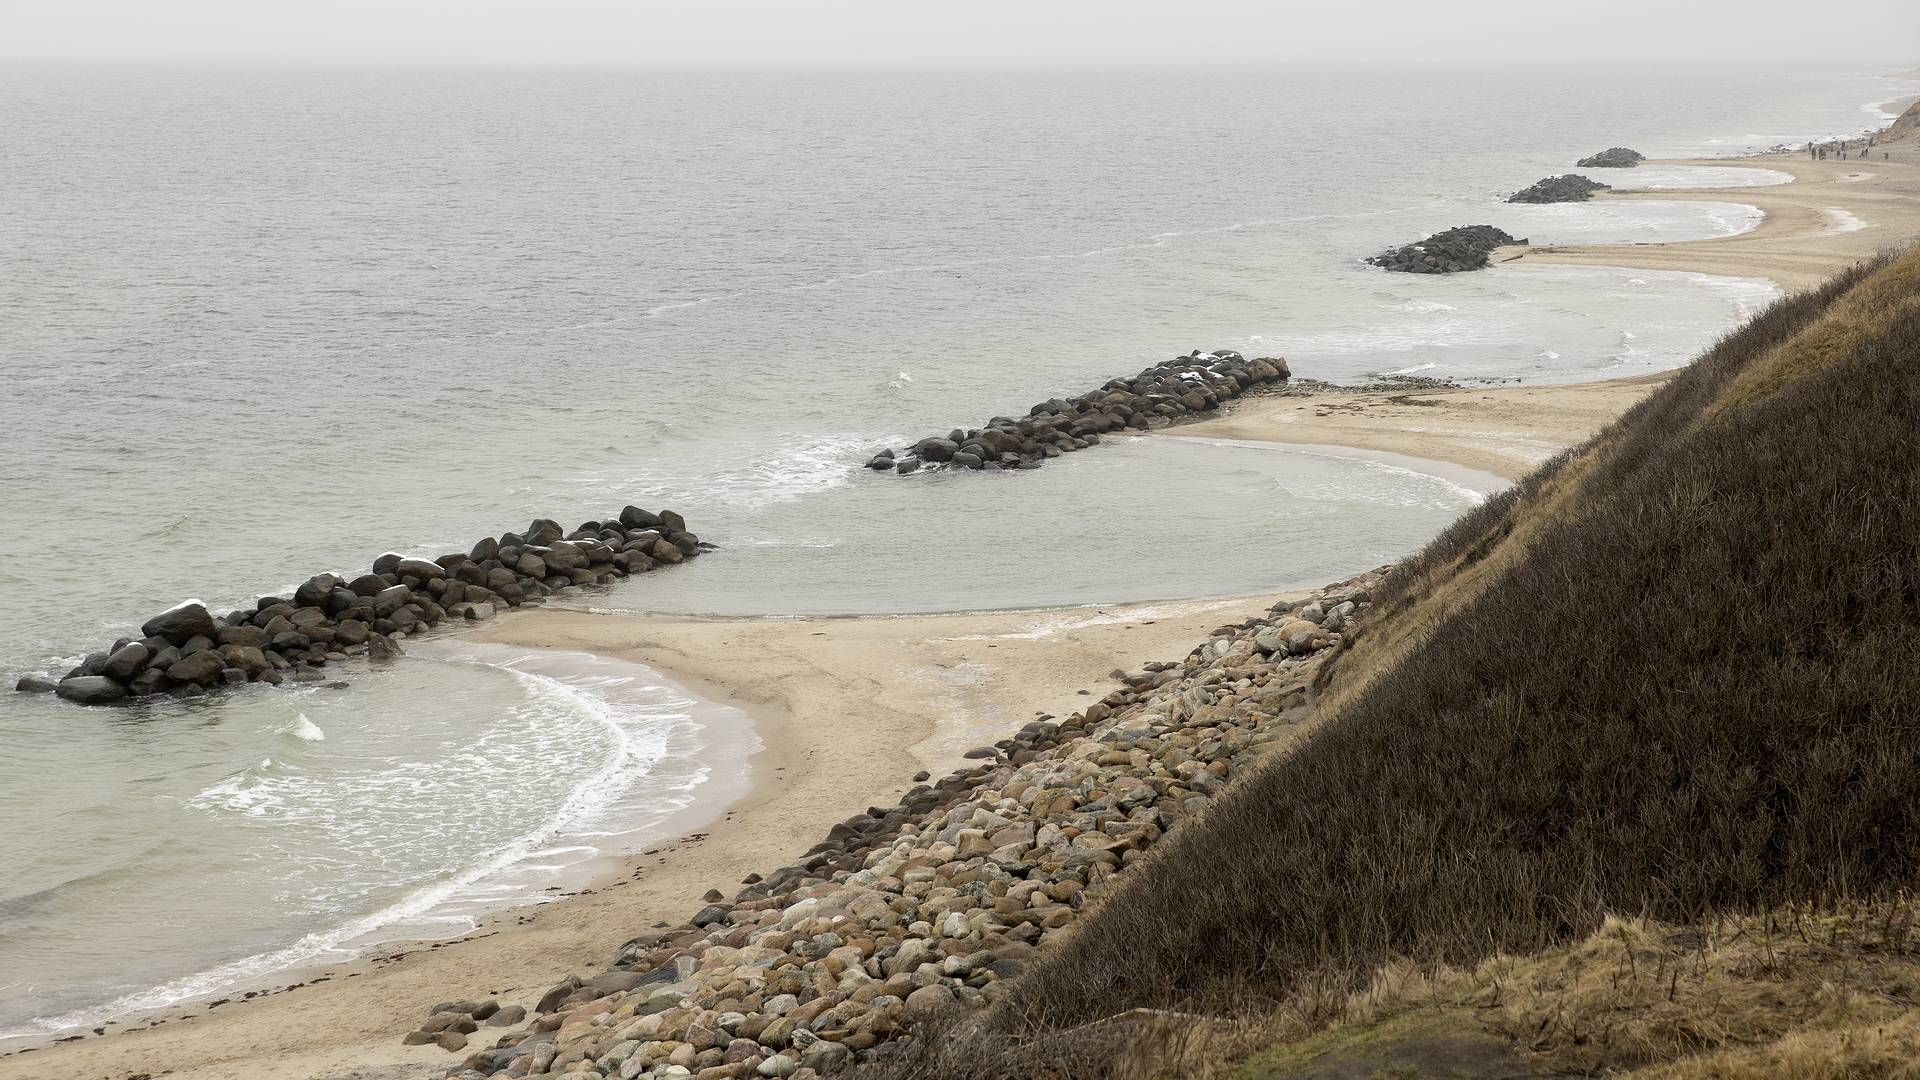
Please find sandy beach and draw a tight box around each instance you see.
[8,132,1917,1080]
[1499,154,1920,291]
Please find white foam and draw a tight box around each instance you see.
[1822,207,1868,233]
[289,714,325,742]
[30,649,752,1038]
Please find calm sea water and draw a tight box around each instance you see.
[1,63,1912,1039]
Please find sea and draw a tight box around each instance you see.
[1,62,1913,1041]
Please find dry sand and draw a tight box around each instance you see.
[11,142,1918,1080]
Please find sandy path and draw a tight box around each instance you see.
[0,596,1279,1080]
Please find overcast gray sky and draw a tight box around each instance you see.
[3,0,1917,65]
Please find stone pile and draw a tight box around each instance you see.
[432,569,1390,1080]
[1366,225,1526,274]
[17,507,707,706]
[1574,147,1645,168]
[1507,174,1611,204]
[865,350,1289,475]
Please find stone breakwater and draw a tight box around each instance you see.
[1366,225,1526,274]
[15,507,707,706]
[864,349,1289,474]
[1575,147,1645,169]
[421,569,1388,1080]
[1507,174,1612,204]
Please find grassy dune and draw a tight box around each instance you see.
[868,245,1920,1077]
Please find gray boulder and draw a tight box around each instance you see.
[141,602,220,644]
[102,642,150,682]
[166,651,227,685]
[293,574,341,609]
[395,557,446,580]
[56,676,126,704]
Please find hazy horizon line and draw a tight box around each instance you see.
[4,55,1917,71]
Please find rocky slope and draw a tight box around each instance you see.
[420,570,1388,1079]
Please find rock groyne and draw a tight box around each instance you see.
[422,569,1387,1078]
[17,507,707,706]
[865,350,1289,474]
[1507,174,1612,203]
[1575,147,1645,168]
[1366,224,1526,274]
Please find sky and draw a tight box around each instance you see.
[2,0,1917,66]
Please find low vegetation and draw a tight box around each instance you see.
[867,247,1920,1078]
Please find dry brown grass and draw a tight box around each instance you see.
[1221,899,1920,1079]
[862,246,1920,1078]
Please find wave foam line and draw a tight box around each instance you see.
[19,658,645,1037]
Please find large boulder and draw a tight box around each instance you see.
[293,574,341,609]
[141,602,220,644]
[394,558,446,581]
[166,651,227,685]
[538,544,587,574]
[619,506,662,529]
[221,645,270,675]
[56,676,126,704]
[102,642,150,682]
[915,437,959,463]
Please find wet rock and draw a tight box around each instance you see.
[1508,174,1611,203]
[1575,146,1645,168]
[15,675,58,693]
[140,602,220,644]
[396,557,446,581]
[56,676,126,704]
[293,574,341,609]
[102,641,150,682]
[621,505,663,528]
[166,651,227,686]
[1367,225,1525,274]
[42,506,705,705]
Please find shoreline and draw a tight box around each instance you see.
[8,116,1918,1080]
[1494,155,1920,292]
[0,593,1287,1079]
